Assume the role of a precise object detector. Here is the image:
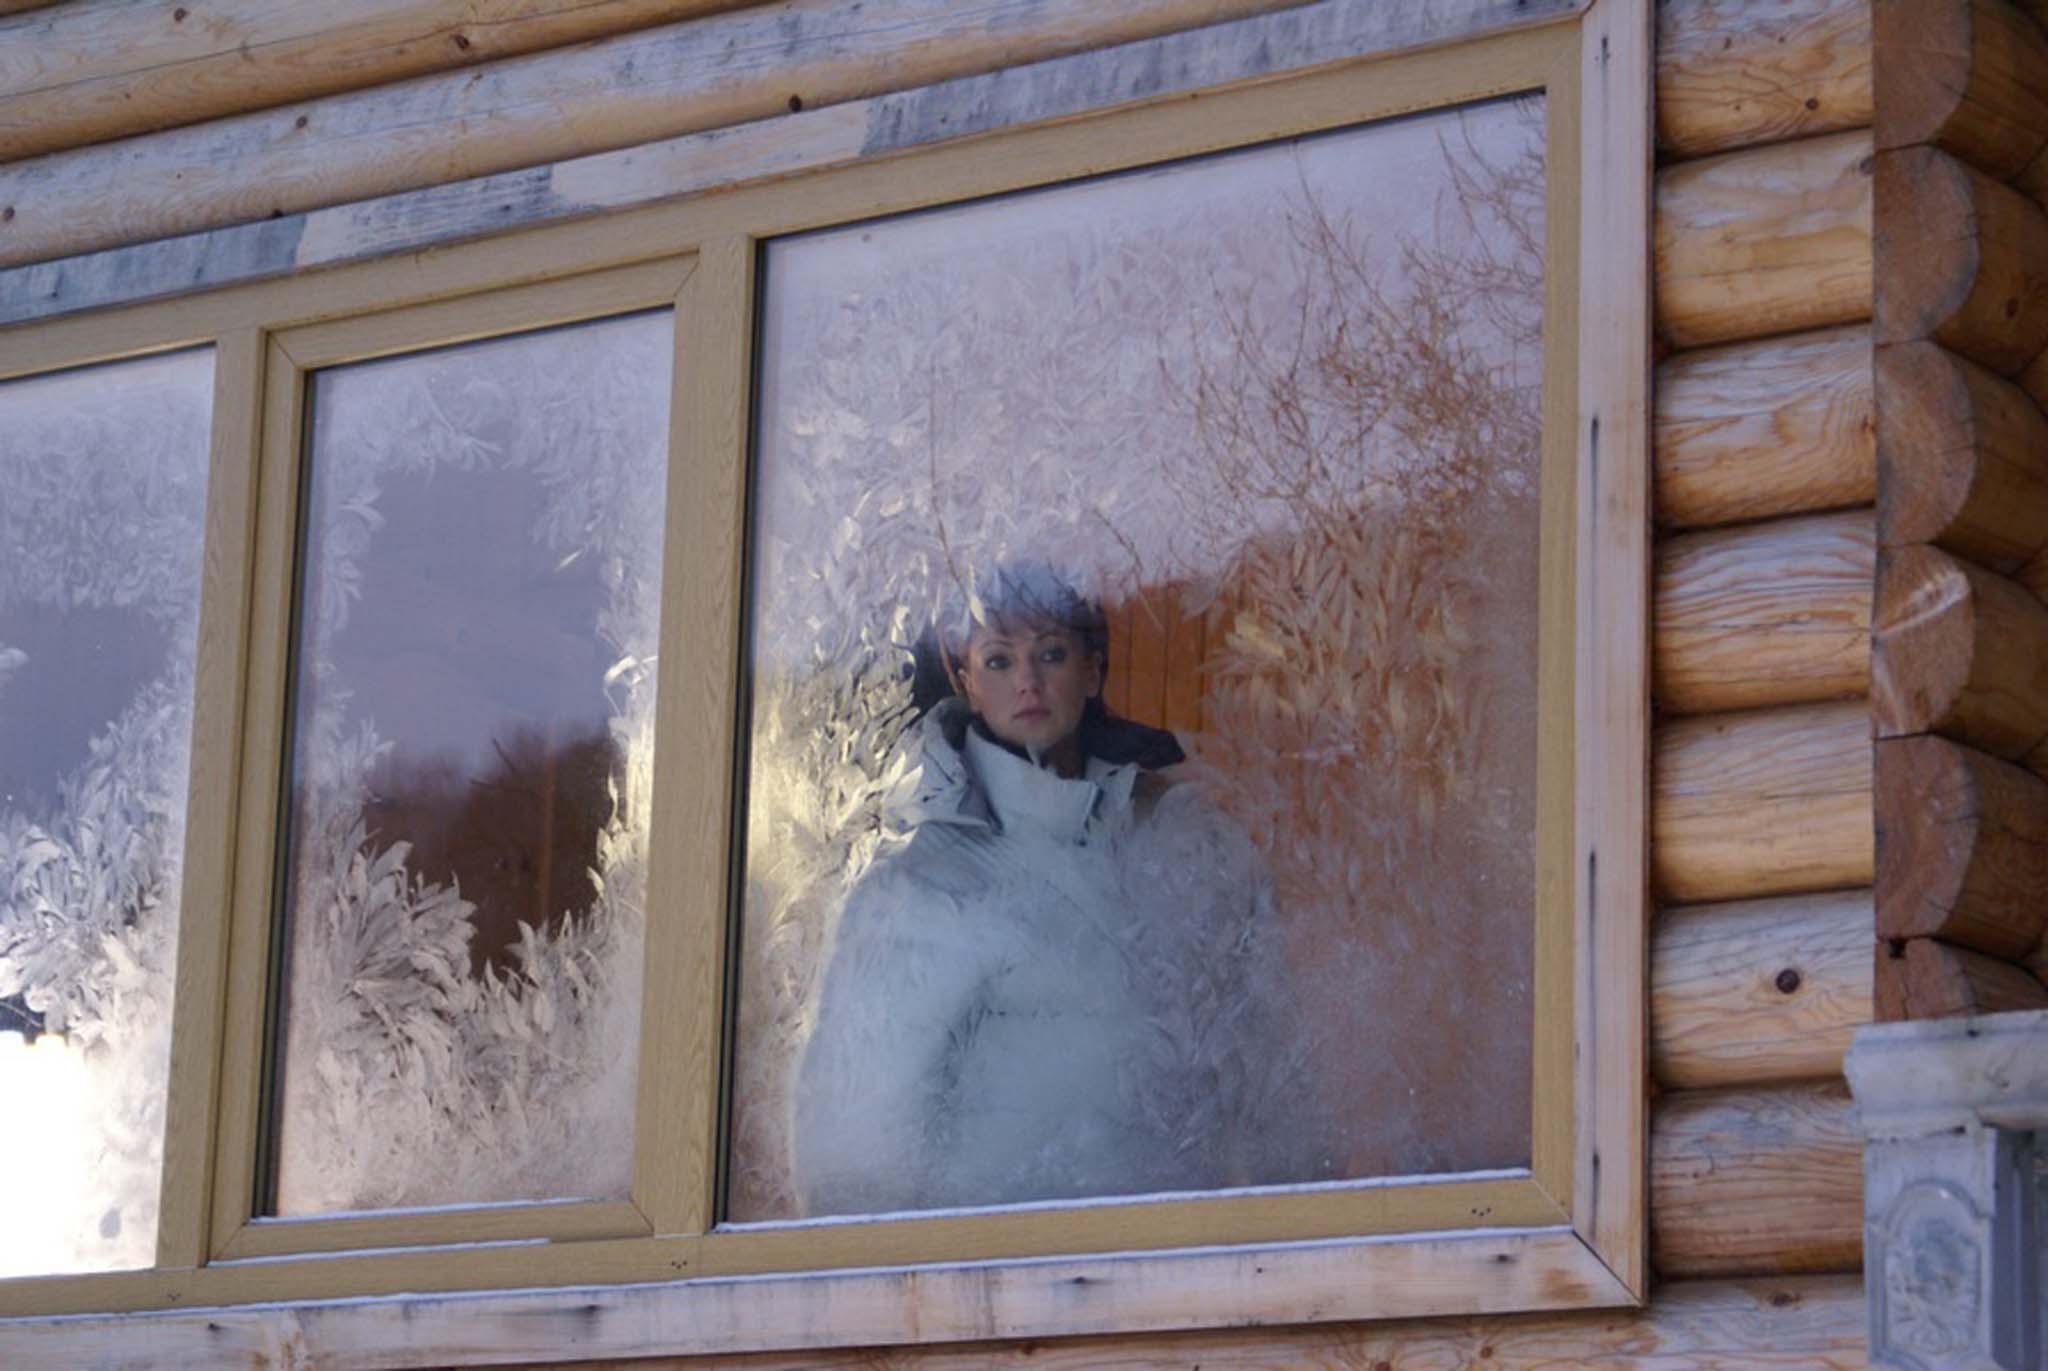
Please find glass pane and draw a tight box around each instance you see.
[267,311,672,1216]
[0,347,214,1275]
[731,97,1547,1220]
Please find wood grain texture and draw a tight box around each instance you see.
[1877,339,2048,572]
[1875,935,2048,1019]
[1656,0,1873,162]
[1872,542,2048,756]
[1653,324,1875,530]
[0,0,1333,269]
[1874,145,2048,375]
[1652,701,1874,905]
[1649,1081,1864,1278]
[1874,0,2048,179]
[0,0,1581,322]
[1655,130,1874,351]
[1568,0,1654,1293]
[0,1,754,163]
[556,1277,1872,1369]
[0,1227,1634,1359]
[1651,890,1874,1091]
[1875,733,2048,958]
[1653,509,1873,715]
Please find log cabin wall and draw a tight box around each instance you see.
[1868,0,2048,1020]
[0,0,1936,1365]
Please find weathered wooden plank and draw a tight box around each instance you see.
[1872,543,2048,758]
[0,0,1586,274]
[557,1278,1872,1369]
[0,1276,1875,1369]
[0,0,1581,325]
[1657,0,1872,162]
[1875,935,2048,1019]
[1874,145,2048,376]
[1652,701,1874,906]
[1653,510,1873,715]
[1875,0,2048,179]
[1875,734,2048,959]
[0,1227,1635,1366]
[1655,129,1874,351]
[1653,325,1875,530]
[0,0,1339,268]
[0,1,756,164]
[1651,890,1874,1091]
[1877,339,2048,572]
[1649,1081,1864,1278]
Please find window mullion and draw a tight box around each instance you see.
[630,240,756,1236]
[153,327,269,1269]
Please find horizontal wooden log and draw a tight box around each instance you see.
[1649,1081,1863,1278]
[1875,0,2048,179]
[1875,935,2048,1019]
[1651,890,1874,1090]
[609,1278,1873,1369]
[1655,130,1874,351]
[1872,543,2048,756]
[1656,0,1873,162]
[2,1276,1877,1369]
[1652,701,1874,906]
[1874,145,2048,375]
[1654,511,1873,715]
[0,0,1525,271]
[0,1,754,164]
[0,0,1572,325]
[1877,339,2048,572]
[1875,734,2048,958]
[1654,325,1875,530]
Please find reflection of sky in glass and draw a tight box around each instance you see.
[731,98,1550,1220]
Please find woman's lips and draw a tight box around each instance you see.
[1012,706,1050,722]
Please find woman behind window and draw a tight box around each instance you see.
[794,563,1325,1217]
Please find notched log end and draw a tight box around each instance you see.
[1872,543,1976,736]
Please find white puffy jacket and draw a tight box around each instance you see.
[794,701,1319,1217]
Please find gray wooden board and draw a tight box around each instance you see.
[0,0,1580,327]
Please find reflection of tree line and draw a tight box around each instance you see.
[356,724,621,974]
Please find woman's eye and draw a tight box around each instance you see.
[1040,646,1068,664]
[982,652,1012,671]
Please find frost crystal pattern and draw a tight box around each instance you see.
[0,348,214,1275]
[731,100,1548,1219]
[268,312,671,1215]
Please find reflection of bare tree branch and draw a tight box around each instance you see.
[1156,100,1546,1176]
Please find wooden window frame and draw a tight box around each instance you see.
[0,2,1649,1358]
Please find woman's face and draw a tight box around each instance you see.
[957,616,1102,754]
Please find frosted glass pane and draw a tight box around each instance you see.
[731,98,1547,1220]
[267,311,672,1216]
[0,347,214,1275]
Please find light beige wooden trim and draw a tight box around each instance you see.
[632,240,747,1236]
[207,335,306,1256]
[0,1225,1629,1358]
[273,257,697,369]
[208,263,700,1262]
[153,329,267,1270]
[702,1176,1563,1276]
[1527,31,1582,1217]
[218,1200,652,1262]
[1569,0,1652,1300]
